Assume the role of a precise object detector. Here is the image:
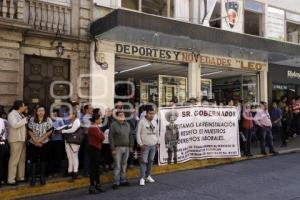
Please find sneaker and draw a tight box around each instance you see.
[139,178,145,186]
[146,176,155,183]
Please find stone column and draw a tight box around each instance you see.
[188,62,201,100]
[259,65,268,103]
[90,40,115,110]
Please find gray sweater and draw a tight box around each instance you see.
[109,120,134,149]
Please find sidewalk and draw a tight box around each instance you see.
[1,136,300,200]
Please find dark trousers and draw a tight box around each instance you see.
[28,142,50,182]
[28,142,50,163]
[79,134,89,175]
[258,127,275,153]
[272,126,282,140]
[0,142,9,183]
[49,140,65,174]
[291,114,300,134]
[167,145,177,164]
[296,114,300,134]
[88,145,101,186]
[281,122,289,145]
[244,129,253,155]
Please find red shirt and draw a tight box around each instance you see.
[242,111,254,129]
[88,126,105,149]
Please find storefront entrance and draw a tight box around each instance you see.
[115,58,188,107]
[115,58,260,106]
[201,66,259,104]
[24,55,70,110]
[268,64,300,103]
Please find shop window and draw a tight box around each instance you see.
[209,1,221,28]
[244,10,263,36]
[142,0,174,17]
[244,0,264,36]
[122,0,139,11]
[286,21,300,44]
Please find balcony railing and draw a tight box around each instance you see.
[0,0,18,19]
[25,0,71,35]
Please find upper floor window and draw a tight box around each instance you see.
[244,0,264,36]
[122,0,174,17]
[122,0,139,10]
[286,12,300,44]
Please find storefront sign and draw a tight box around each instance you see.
[158,106,240,165]
[287,70,300,80]
[115,43,266,71]
[273,84,288,90]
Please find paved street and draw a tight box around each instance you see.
[27,153,300,200]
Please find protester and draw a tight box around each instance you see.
[293,97,300,135]
[7,100,28,186]
[0,115,9,187]
[27,105,53,186]
[49,110,66,176]
[254,102,278,155]
[237,100,246,156]
[137,107,159,186]
[279,96,288,110]
[189,97,198,106]
[290,98,299,136]
[127,107,139,168]
[242,103,254,156]
[87,113,105,194]
[269,101,283,143]
[101,108,113,171]
[251,104,259,144]
[62,110,81,180]
[80,104,93,176]
[170,96,178,107]
[109,111,134,189]
[281,105,293,146]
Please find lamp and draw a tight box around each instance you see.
[56,41,64,57]
[99,62,108,69]
[50,30,64,57]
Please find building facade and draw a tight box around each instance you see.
[89,0,300,109]
[0,0,92,110]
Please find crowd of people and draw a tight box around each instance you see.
[0,95,299,195]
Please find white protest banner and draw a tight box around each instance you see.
[159,106,240,165]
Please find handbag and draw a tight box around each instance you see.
[65,127,84,145]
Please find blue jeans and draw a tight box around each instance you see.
[140,145,156,179]
[113,147,129,185]
[258,127,274,153]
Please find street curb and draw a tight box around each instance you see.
[1,148,299,200]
